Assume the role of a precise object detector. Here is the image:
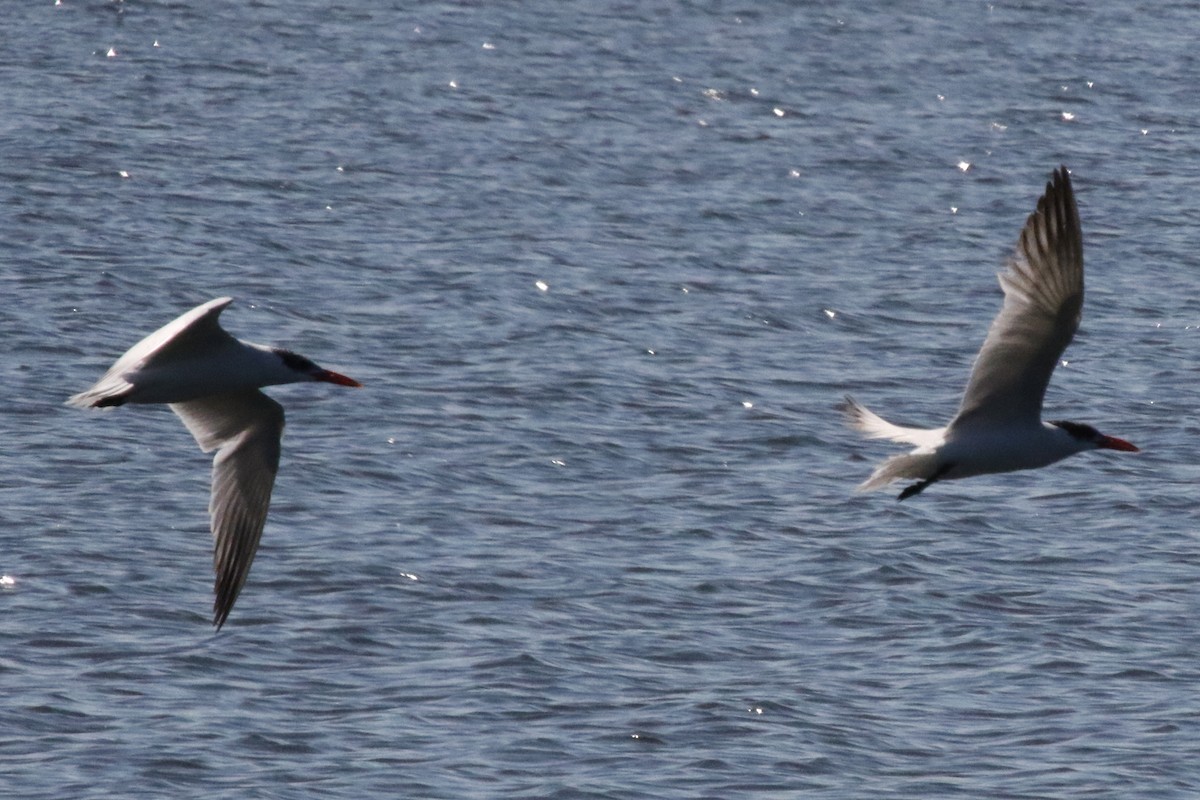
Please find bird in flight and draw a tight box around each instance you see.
[69,297,361,627]
[842,166,1138,500]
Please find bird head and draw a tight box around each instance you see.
[1049,420,1138,453]
[275,349,362,387]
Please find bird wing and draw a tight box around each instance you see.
[170,390,284,629]
[68,297,238,408]
[949,166,1083,433]
[123,296,237,368]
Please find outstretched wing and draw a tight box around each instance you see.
[171,390,284,629]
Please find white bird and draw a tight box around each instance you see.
[842,166,1138,500]
[68,297,361,628]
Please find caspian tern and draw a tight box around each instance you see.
[68,297,361,628]
[842,166,1138,500]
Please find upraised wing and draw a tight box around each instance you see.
[949,166,1083,433]
[67,297,237,408]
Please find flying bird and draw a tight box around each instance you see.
[68,297,361,627]
[842,166,1138,500]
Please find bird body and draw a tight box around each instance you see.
[67,298,326,406]
[843,167,1137,500]
[68,297,360,627]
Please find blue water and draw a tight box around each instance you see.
[3,1,1199,797]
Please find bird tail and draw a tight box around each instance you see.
[67,380,133,409]
[839,395,947,493]
[856,451,941,493]
[839,395,942,446]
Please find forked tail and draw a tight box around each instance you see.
[67,384,132,408]
[857,451,942,493]
[840,395,948,497]
[839,395,944,447]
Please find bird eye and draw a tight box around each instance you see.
[277,350,317,372]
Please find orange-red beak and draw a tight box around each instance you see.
[316,370,362,388]
[1099,435,1138,452]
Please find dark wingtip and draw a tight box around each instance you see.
[212,580,237,630]
[1044,165,1073,205]
[1052,164,1070,186]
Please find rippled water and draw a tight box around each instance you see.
[4,1,1200,797]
